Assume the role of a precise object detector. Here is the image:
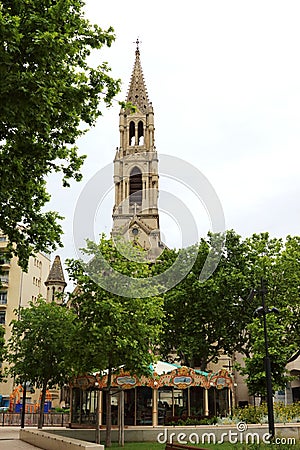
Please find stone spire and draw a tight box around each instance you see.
[112,42,165,261]
[45,255,67,303]
[126,39,150,113]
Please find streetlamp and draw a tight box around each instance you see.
[20,382,27,429]
[20,382,35,429]
[95,381,101,445]
[252,278,279,440]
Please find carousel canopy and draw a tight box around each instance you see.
[74,361,232,391]
[150,361,209,377]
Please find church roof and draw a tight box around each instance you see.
[45,255,66,286]
[126,39,150,113]
[129,216,153,235]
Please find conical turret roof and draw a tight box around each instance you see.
[126,39,150,113]
[45,255,67,287]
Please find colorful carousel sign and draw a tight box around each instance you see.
[72,363,233,391]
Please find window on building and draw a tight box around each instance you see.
[0,292,7,305]
[33,276,40,286]
[34,258,42,268]
[0,311,5,325]
[0,257,7,265]
[129,167,142,205]
[0,273,9,284]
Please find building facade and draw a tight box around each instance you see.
[0,232,50,406]
[0,233,66,410]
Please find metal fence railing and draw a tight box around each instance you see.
[0,412,70,427]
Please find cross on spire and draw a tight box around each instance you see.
[134,37,141,51]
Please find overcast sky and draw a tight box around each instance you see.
[47,0,300,271]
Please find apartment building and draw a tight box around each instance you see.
[0,232,66,408]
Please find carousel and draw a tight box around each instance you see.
[70,361,233,427]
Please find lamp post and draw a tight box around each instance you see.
[253,278,279,440]
[20,382,35,429]
[95,381,101,445]
[20,382,27,429]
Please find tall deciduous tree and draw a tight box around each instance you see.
[158,231,252,370]
[0,0,121,268]
[5,299,79,428]
[67,236,164,447]
[159,231,300,382]
[237,233,300,398]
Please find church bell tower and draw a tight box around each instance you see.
[112,40,164,260]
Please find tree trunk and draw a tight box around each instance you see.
[105,367,112,447]
[38,382,47,429]
[201,359,208,372]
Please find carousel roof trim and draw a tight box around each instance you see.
[150,361,208,376]
[73,361,232,391]
[93,361,209,377]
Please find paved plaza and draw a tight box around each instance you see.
[0,426,42,449]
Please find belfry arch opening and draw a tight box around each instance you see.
[138,121,144,145]
[129,121,135,146]
[129,167,142,205]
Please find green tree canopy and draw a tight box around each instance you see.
[158,231,300,380]
[158,231,250,370]
[0,0,121,268]
[238,234,300,397]
[5,298,79,428]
